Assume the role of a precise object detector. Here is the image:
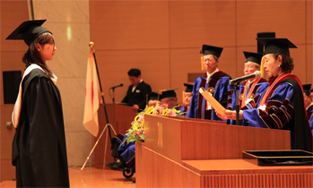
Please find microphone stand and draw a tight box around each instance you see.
[112,87,115,104]
[235,83,240,125]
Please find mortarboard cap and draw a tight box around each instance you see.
[256,38,297,57]
[243,51,263,65]
[200,44,223,58]
[184,83,193,92]
[303,84,311,96]
[147,92,159,101]
[159,89,177,100]
[6,19,52,46]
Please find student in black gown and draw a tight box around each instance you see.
[7,20,69,187]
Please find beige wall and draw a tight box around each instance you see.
[1,0,312,182]
[31,0,92,168]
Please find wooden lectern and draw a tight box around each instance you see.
[93,103,137,168]
[136,115,313,187]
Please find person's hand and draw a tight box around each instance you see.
[224,110,243,120]
[132,104,139,111]
[216,110,229,120]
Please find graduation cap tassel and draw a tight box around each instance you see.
[201,55,204,71]
[260,56,265,78]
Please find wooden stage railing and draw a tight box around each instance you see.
[136,115,313,188]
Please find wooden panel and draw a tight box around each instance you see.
[307,45,312,84]
[0,52,26,105]
[136,142,201,188]
[218,47,237,79]
[144,115,289,161]
[0,0,28,182]
[202,173,313,188]
[0,106,15,160]
[144,115,183,163]
[169,1,236,48]
[290,44,307,84]
[95,49,170,104]
[0,1,29,52]
[0,160,15,182]
[169,48,205,104]
[237,1,306,47]
[181,121,290,160]
[183,159,313,175]
[307,0,312,44]
[89,1,169,50]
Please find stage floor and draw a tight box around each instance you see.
[0,167,136,188]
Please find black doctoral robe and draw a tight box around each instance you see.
[12,69,69,187]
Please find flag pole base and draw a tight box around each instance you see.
[81,123,117,171]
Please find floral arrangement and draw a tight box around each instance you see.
[123,103,183,144]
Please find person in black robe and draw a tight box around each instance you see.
[121,68,152,111]
[7,20,69,187]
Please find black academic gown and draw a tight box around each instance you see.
[12,69,69,187]
[121,81,152,110]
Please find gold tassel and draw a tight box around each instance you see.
[260,56,265,78]
[201,55,204,70]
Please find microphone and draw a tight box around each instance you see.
[110,83,123,89]
[229,71,261,85]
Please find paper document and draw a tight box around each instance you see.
[199,87,225,115]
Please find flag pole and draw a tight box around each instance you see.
[81,42,116,170]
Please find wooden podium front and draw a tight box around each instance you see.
[93,103,137,168]
[136,115,313,187]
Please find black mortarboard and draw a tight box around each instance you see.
[303,84,311,96]
[159,89,177,100]
[6,19,52,46]
[256,38,297,56]
[147,92,159,101]
[184,83,193,92]
[200,44,223,58]
[243,51,263,65]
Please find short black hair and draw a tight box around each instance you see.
[128,68,141,77]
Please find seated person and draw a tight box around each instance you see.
[147,92,159,107]
[121,68,152,111]
[107,92,159,171]
[177,83,193,116]
[159,89,181,109]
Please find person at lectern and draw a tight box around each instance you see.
[186,44,231,120]
[7,20,69,187]
[121,68,152,111]
[226,51,268,125]
[218,38,312,152]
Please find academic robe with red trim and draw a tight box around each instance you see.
[307,103,313,135]
[12,69,69,187]
[242,76,312,151]
[186,71,231,120]
[227,78,268,125]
